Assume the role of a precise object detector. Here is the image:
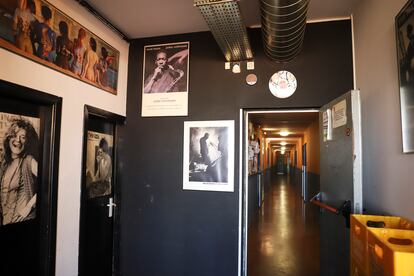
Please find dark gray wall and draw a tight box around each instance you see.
[119,20,353,276]
[248,168,274,228]
[353,0,414,222]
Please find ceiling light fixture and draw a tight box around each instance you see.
[280,141,287,146]
[279,131,289,137]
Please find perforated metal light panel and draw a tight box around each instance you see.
[194,0,253,62]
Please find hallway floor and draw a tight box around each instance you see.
[247,173,320,276]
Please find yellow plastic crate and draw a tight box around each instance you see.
[350,215,414,275]
[367,228,414,276]
[351,255,367,276]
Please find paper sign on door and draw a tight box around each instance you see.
[323,109,332,141]
[332,100,347,128]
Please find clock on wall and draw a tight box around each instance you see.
[268,70,297,98]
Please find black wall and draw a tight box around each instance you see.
[119,20,353,276]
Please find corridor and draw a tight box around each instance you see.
[247,172,320,276]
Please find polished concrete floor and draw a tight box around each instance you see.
[247,173,320,276]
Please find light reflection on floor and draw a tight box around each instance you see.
[247,173,320,276]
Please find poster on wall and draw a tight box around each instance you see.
[396,0,414,153]
[0,112,40,226]
[0,0,120,94]
[85,130,113,198]
[141,41,189,117]
[183,120,234,192]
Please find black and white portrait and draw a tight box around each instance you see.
[183,121,234,192]
[0,112,40,226]
[86,131,113,198]
[143,42,189,94]
[397,0,414,152]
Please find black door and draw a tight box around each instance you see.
[79,107,123,276]
[0,80,61,276]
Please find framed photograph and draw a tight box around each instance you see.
[396,0,414,152]
[141,41,189,117]
[0,0,120,94]
[0,111,40,225]
[183,120,234,192]
[79,105,125,275]
[85,130,113,198]
[0,79,61,276]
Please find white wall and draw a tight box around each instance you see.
[353,0,414,221]
[0,1,129,275]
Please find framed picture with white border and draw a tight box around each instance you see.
[183,120,234,192]
[141,41,189,117]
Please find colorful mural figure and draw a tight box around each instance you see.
[0,0,119,94]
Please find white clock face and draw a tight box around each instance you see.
[269,70,297,98]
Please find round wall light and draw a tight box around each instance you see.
[246,74,258,85]
[269,70,297,98]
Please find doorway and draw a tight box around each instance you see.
[0,80,61,276]
[78,106,125,276]
[240,109,320,276]
[239,90,363,276]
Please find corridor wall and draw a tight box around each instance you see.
[0,1,129,275]
[303,119,321,199]
[353,0,414,220]
[120,21,353,275]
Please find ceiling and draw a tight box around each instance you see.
[249,111,319,151]
[250,111,319,135]
[86,0,360,39]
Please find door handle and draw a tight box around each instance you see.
[107,197,117,218]
[310,193,352,227]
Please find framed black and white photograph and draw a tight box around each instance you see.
[0,79,61,276]
[85,130,113,198]
[183,120,234,192]
[141,41,189,117]
[0,112,40,225]
[396,0,414,153]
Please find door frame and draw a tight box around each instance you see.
[78,105,125,275]
[302,143,307,201]
[238,108,319,276]
[0,79,62,276]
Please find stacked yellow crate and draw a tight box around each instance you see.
[350,215,414,276]
[367,228,414,276]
